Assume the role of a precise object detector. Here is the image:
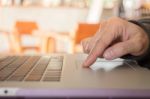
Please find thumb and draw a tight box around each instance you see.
[103,41,134,60]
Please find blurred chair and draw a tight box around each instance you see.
[74,23,100,53]
[45,36,56,53]
[13,21,41,53]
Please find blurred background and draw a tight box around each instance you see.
[0,0,150,55]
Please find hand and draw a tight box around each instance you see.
[82,17,149,67]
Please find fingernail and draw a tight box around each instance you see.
[82,57,90,67]
[82,61,88,67]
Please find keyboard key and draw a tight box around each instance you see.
[45,71,61,77]
[47,62,63,70]
[24,75,42,81]
[50,56,63,62]
[43,76,60,81]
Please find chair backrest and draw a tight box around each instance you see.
[15,21,38,34]
[75,23,100,44]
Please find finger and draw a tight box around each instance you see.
[87,21,108,52]
[83,30,117,67]
[81,40,88,53]
[81,38,91,53]
[103,40,134,60]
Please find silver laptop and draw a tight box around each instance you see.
[0,54,150,98]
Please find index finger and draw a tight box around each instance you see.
[83,31,117,67]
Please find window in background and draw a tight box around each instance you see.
[0,0,91,8]
[117,0,150,19]
[41,0,61,7]
[0,0,13,6]
[86,0,104,23]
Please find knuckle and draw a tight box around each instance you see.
[99,38,107,47]
[86,47,91,53]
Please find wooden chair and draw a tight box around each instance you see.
[13,21,41,54]
[74,23,100,53]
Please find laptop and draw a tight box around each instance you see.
[0,53,150,98]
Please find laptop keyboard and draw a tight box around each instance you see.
[0,56,63,82]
